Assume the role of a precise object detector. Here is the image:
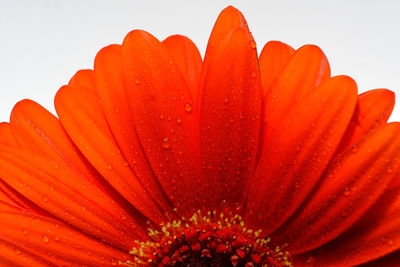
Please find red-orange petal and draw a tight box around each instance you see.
[0,210,131,266]
[162,35,202,105]
[259,41,295,96]
[0,123,18,147]
[337,89,395,153]
[296,186,400,266]
[198,6,249,107]
[0,144,145,250]
[199,27,262,209]
[55,81,167,224]
[247,75,357,234]
[122,30,204,214]
[94,45,175,216]
[264,45,331,128]
[9,98,148,231]
[0,239,56,266]
[272,122,400,254]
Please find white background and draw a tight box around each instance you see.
[0,0,399,122]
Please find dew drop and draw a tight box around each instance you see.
[344,187,351,196]
[184,103,192,112]
[43,195,49,202]
[250,71,257,78]
[176,116,182,124]
[162,137,170,149]
[107,164,113,170]
[42,235,49,243]
[54,235,60,242]
[135,78,141,85]
[22,229,28,235]
[249,40,257,49]
[16,249,21,255]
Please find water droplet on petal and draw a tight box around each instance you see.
[43,195,49,202]
[184,103,192,112]
[344,187,351,196]
[23,229,28,235]
[162,137,170,149]
[176,116,182,124]
[107,165,112,170]
[249,40,257,49]
[43,235,49,243]
[135,78,141,85]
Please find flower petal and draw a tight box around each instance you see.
[0,144,146,250]
[264,45,331,128]
[55,75,168,224]
[162,35,202,104]
[247,75,357,234]
[337,89,395,153]
[0,239,56,266]
[272,122,400,254]
[0,209,131,266]
[296,186,400,266]
[259,41,295,96]
[122,30,204,214]
[0,123,18,147]
[94,45,175,216]
[198,5,249,106]
[199,27,262,209]
[10,98,150,227]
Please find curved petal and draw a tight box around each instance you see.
[259,41,295,96]
[199,27,262,210]
[94,45,175,216]
[0,123,18,147]
[55,81,167,224]
[0,210,132,266]
[122,30,203,215]
[162,35,202,104]
[247,75,357,234]
[337,89,395,153]
[198,5,250,107]
[0,239,56,266]
[272,122,400,253]
[0,144,146,250]
[264,45,331,128]
[296,186,400,266]
[9,99,149,230]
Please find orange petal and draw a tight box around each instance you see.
[264,45,331,128]
[199,27,262,209]
[337,89,395,153]
[94,44,175,216]
[162,35,202,104]
[122,30,204,214]
[272,122,400,254]
[0,144,146,250]
[0,239,56,266]
[247,75,357,234]
[0,210,131,266]
[198,5,249,107]
[10,98,149,230]
[55,79,167,225]
[68,69,97,95]
[296,186,400,266]
[0,123,18,147]
[259,41,295,96]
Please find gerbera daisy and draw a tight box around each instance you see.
[1,5,400,266]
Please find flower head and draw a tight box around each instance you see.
[1,6,400,266]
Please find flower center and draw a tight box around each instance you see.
[125,210,293,266]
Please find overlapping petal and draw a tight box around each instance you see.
[247,75,357,234]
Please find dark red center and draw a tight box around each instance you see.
[127,211,292,267]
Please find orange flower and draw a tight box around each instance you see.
[1,5,400,266]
